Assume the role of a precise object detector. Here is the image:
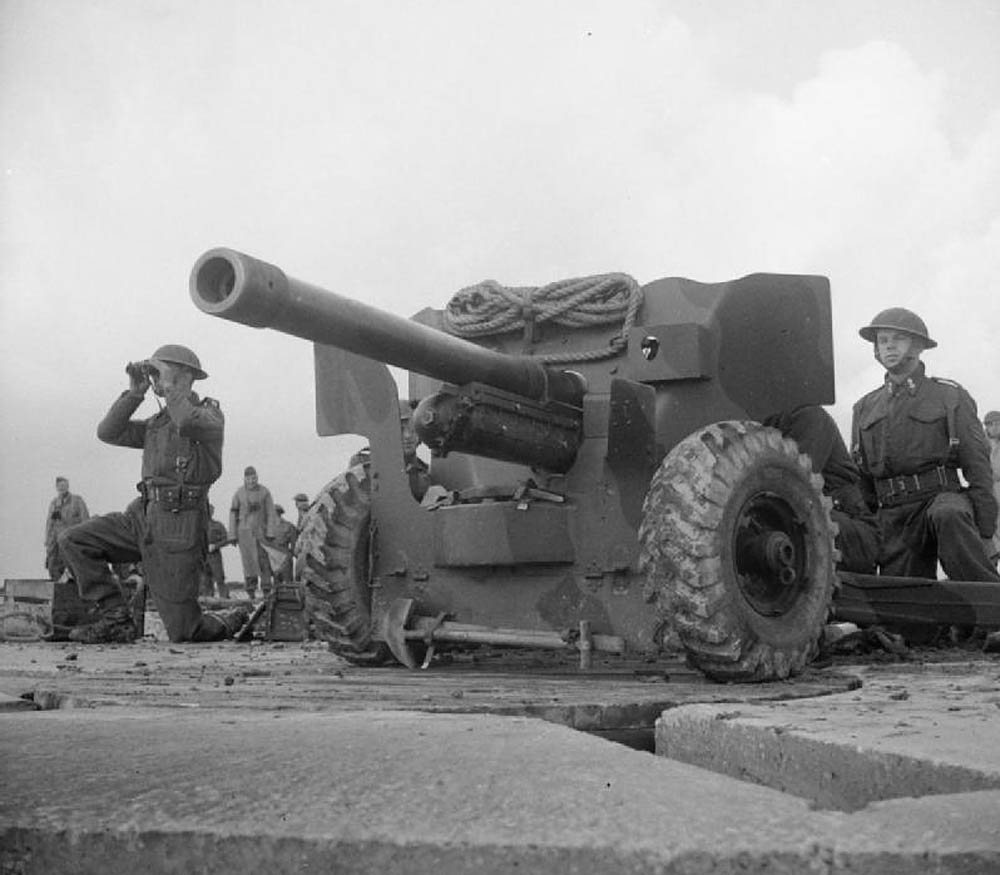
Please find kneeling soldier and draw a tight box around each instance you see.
[852,308,1000,582]
[59,345,248,643]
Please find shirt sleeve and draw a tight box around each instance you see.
[850,399,878,512]
[263,489,278,539]
[229,491,241,540]
[97,391,147,447]
[955,388,998,537]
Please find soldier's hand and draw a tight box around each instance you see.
[127,362,150,396]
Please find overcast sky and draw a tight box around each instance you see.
[2,0,999,579]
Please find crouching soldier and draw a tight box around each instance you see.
[852,308,999,582]
[58,345,248,643]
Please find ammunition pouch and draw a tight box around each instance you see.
[140,481,207,512]
[874,465,962,508]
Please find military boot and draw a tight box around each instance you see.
[68,605,136,644]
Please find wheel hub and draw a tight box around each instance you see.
[734,493,808,616]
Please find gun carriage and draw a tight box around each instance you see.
[191,248,836,681]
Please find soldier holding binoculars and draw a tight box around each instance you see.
[57,344,248,643]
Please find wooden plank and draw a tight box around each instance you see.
[835,573,1000,628]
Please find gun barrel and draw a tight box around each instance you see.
[190,248,585,407]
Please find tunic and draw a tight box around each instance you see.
[229,484,278,579]
[851,364,999,581]
[58,388,230,642]
[45,492,90,579]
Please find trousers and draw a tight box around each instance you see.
[58,497,229,642]
[878,491,1000,582]
[45,540,68,581]
[831,508,880,574]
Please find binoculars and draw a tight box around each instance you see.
[125,360,159,380]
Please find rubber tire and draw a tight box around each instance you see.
[638,421,837,682]
[296,465,392,666]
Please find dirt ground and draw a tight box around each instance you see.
[2,633,997,738]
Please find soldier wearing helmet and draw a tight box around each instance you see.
[851,308,1000,583]
[58,344,248,643]
[293,492,311,530]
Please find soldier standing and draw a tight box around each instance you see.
[202,504,231,598]
[229,466,278,601]
[58,345,248,643]
[44,477,89,581]
[851,309,1000,582]
[270,505,299,584]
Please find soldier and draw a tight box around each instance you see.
[851,308,1000,582]
[44,476,89,581]
[349,400,430,502]
[270,505,298,584]
[764,406,880,573]
[58,345,248,643]
[401,402,431,502]
[202,504,231,598]
[229,466,278,601]
[293,493,310,530]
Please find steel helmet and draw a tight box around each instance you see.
[985,411,1000,425]
[149,344,208,380]
[858,307,936,349]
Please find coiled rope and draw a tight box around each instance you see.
[442,273,643,364]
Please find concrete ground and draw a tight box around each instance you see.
[2,640,999,873]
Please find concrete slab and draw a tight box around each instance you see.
[2,707,999,874]
[656,660,1000,811]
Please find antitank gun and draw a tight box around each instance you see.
[190,248,838,682]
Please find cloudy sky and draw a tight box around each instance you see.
[2,0,999,578]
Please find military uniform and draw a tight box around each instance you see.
[58,388,234,641]
[271,517,298,583]
[764,406,880,574]
[44,491,90,580]
[202,517,230,598]
[851,363,1000,581]
[229,483,278,598]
